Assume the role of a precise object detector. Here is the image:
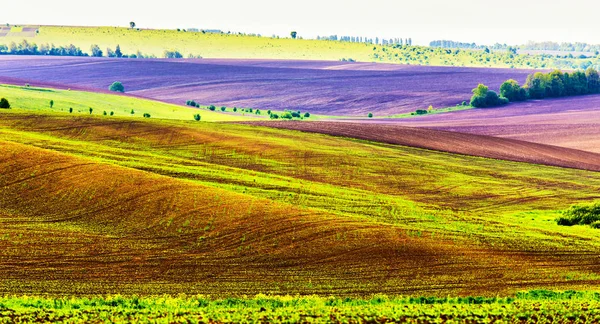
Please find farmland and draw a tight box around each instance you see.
[2,25,598,70]
[391,94,600,153]
[3,97,600,298]
[0,56,536,116]
[3,23,600,321]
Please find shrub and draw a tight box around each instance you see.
[193,114,201,121]
[103,111,107,116]
[500,79,527,102]
[208,105,216,111]
[233,107,237,112]
[0,98,10,109]
[470,84,509,108]
[415,109,428,115]
[270,113,279,119]
[89,107,93,114]
[304,112,310,118]
[267,110,271,115]
[110,111,114,116]
[557,202,600,227]
[109,81,125,92]
[69,107,73,113]
[50,100,54,108]
[196,103,200,108]
[255,109,261,115]
[281,111,293,119]
[130,109,135,115]
[143,113,151,118]
[220,106,226,112]
[368,112,373,118]
[291,111,301,118]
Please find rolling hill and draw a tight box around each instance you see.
[2,98,600,296]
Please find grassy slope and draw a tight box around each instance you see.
[2,98,600,296]
[2,25,596,69]
[0,84,258,122]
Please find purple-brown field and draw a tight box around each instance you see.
[0,56,535,116]
[383,95,600,153]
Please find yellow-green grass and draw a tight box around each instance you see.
[0,84,255,122]
[2,25,595,69]
[2,96,600,296]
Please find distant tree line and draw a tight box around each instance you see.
[0,40,152,58]
[521,41,600,54]
[0,40,87,56]
[430,40,509,51]
[470,67,600,108]
[317,35,412,46]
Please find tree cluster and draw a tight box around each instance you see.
[469,84,509,108]
[471,67,600,108]
[0,40,86,56]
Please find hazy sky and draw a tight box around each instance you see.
[4,0,600,45]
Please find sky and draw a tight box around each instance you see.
[4,0,600,46]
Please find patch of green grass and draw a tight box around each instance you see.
[0,84,255,122]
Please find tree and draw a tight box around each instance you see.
[103,111,107,116]
[130,21,136,29]
[524,72,547,99]
[368,112,373,118]
[110,111,114,116]
[470,83,508,108]
[109,81,125,92]
[194,114,201,121]
[143,113,151,118]
[69,107,73,113]
[90,44,103,57]
[304,112,310,118]
[0,98,10,109]
[220,106,226,112]
[500,79,527,102]
[586,67,600,93]
[130,109,135,115]
[115,45,123,58]
[547,70,565,97]
[290,31,297,39]
[49,100,54,108]
[208,105,216,111]
[89,107,93,114]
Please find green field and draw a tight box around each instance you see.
[0,85,256,122]
[2,25,598,69]
[1,291,598,323]
[2,87,600,322]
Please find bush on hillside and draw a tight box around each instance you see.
[281,111,293,119]
[208,105,216,111]
[557,202,600,227]
[368,112,373,118]
[0,98,10,109]
[194,114,201,121]
[304,112,310,118]
[469,83,509,108]
[164,50,183,59]
[143,113,151,118]
[500,79,528,101]
[109,81,125,92]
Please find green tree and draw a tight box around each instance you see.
[90,44,103,57]
[500,79,527,102]
[49,100,54,108]
[0,98,10,109]
[130,21,136,29]
[194,114,201,121]
[291,31,297,39]
[89,107,93,114]
[547,70,565,97]
[69,107,73,113]
[525,72,547,99]
[115,45,123,58]
[109,81,125,92]
[368,112,373,118]
[586,67,600,93]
